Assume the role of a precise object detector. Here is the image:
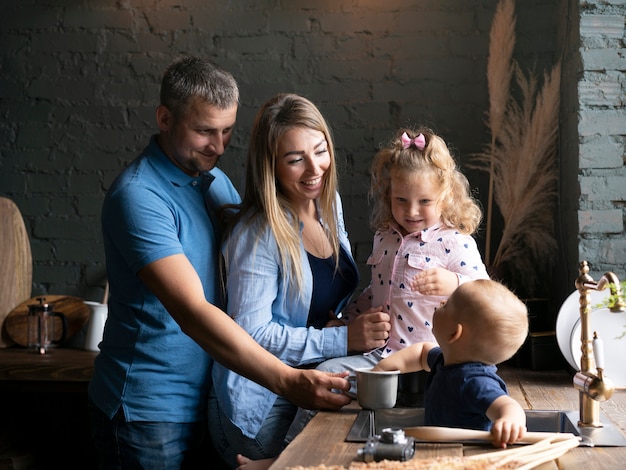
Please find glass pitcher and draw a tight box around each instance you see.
[27,297,67,354]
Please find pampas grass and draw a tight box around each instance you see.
[471,0,561,297]
[484,0,516,265]
[487,0,516,140]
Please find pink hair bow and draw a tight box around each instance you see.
[401,132,426,150]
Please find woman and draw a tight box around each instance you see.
[208,93,391,468]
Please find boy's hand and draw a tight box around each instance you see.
[486,395,527,448]
[490,418,526,448]
[371,342,435,374]
[372,359,391,372]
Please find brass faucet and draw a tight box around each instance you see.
[573,261,625,427]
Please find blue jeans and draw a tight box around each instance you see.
[208,388,297,469]
[88,399,221,470]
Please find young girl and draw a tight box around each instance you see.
[326,126,490,371]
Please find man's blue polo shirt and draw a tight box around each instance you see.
[88,135,240,422]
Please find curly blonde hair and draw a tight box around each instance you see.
[370,127,482,235]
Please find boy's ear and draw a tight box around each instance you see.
[447,323,463,344]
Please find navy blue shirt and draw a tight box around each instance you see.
[424,347,508,431]
[306,246,358,329]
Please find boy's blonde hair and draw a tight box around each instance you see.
[370,127,482,235]
[453,279,528,365]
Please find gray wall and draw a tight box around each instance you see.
[0,1,571,306]
[574,1,626,286]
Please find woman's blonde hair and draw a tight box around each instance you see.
[223,93,340,293]
[370,127,482,235]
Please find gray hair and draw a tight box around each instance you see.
[160,56,239,119]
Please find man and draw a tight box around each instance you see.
[87,56,351,469]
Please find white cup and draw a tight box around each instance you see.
[84,301,108,351]
[354,367,401,409]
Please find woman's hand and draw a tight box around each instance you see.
[410,268,459,296]
[324,310,344,328]
[347,306,391,352]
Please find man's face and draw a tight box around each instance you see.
[157,99,238,177]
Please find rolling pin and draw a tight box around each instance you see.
[404,426,578,444]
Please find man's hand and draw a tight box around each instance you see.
[410,268,459,297]
[347,307,391,352]
[280,370,352,410]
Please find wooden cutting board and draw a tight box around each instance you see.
[3,295,90,347]
[0,197,33,347]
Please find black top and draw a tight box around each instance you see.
[306,246,358,329]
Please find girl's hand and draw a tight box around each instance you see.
[410,268,459,296]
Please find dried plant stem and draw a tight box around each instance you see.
[470,0,561,296]
[484,0,516,266]
[469,434,579,465]
[490,63,561,276]
[484,135,496,266]
[513,436,580,470]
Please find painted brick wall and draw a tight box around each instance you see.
[0,1,570,304]
[574,0,626,283]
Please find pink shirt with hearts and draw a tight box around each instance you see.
[344,221,489,356]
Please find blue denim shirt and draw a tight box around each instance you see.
[211,193,359,438]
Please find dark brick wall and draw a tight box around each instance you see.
[0,0,563,301]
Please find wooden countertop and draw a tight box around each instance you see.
[271,364,626,469]
[0,347,96,392]
[0,347,97,466]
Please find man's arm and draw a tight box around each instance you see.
[138,253,351,410]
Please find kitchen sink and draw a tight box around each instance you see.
[346,408,626,446]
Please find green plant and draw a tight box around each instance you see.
[593,281,626,340]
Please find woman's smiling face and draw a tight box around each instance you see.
[275,127,330,208]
